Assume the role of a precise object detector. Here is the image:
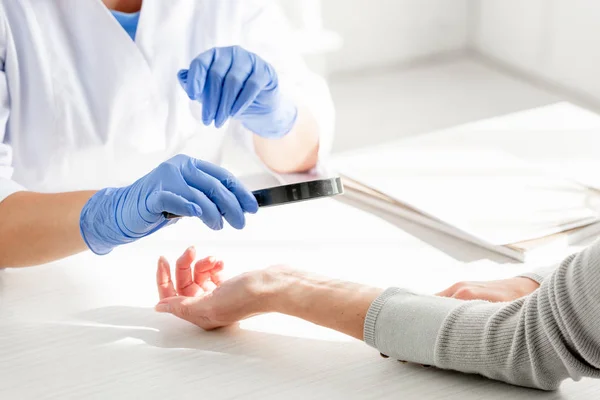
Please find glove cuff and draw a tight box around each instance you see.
[79,187,130,255]
[242,97,298,139]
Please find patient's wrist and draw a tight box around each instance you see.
[266,267,314,315]
[263,267,334,316]
[270,268,384,340]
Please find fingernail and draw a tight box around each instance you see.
[155,303,171,313]
[208,256,216,263]
[187,246,195,253]
[158,256,167,266]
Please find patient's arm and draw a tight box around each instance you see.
[154,247,383,337]
[155,243,600,390]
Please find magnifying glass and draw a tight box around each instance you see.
[163,177,344,219]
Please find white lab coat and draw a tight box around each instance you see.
[0,0,334,200]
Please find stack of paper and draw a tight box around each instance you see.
[333,141,600,262]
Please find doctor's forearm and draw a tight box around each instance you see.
[0,191,95,268]
[253,107,320,173]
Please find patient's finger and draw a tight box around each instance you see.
[194,257,221,293]
[195,256,218,273]
[451,287,484,301]
[194,257,216,284]
[211,272,224,286]
[157,257,177,300]
[202,261,223,291]
[176,247,198,296]
[211,260,224,274]
[435,283,462,298]
[210,261,225,286]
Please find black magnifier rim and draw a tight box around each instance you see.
[253,177,344,208]
[163,177,344,219]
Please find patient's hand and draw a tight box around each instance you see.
[155,247,288,330]
[155,248,384,340]
[436,277,540,302]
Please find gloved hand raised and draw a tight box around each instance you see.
[178,46,298,139]
[79,155,258,255]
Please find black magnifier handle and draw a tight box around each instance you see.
[163,212,182,219]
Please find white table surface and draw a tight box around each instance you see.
[2,103,600,399]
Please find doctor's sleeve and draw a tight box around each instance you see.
[364,239,600,390]
[231,0,335,163]
[0,19,25,203]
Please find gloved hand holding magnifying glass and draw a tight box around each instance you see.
[80,155,258,255]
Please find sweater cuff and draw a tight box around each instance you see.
[364,288,403,347]
[517,264,557,285]
[364,288,464,366]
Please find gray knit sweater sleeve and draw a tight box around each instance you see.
[517,263,559,284]
[364,240,600,390]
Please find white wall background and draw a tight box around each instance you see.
[279,1,600,106]
[472,0,600,104]
[321,0,469,73]
[279,0,470,74]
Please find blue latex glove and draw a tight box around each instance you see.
[178,46,298,139]
[80,155,258,255]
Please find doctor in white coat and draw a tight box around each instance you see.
[0,0,334,268]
